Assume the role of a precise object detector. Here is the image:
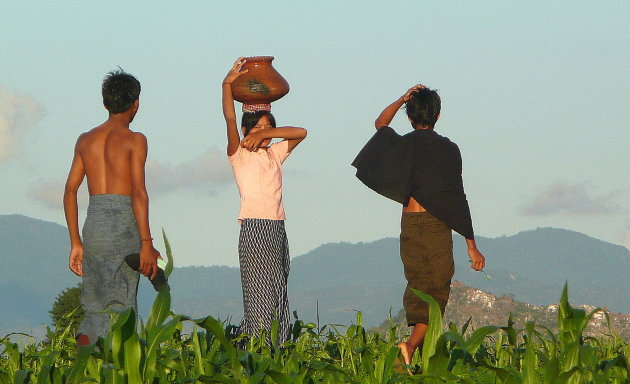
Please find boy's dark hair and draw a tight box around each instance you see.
[405,88,441,129]
[102,69,141,114]
[241,111,276,136]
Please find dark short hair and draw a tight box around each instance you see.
[241,111,276,136]
[102,69,141,114]
[405,88,441,129]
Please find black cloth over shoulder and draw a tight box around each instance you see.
[352,126,474,239]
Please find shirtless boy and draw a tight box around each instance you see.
[63,69,160,345]
[352,84,486,370]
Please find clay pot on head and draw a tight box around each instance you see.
[231,56,290,104]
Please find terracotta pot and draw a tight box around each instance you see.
[231,56,290,104]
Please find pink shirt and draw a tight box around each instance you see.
[228,140,291,222]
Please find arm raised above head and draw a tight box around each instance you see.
[374,84,427,129]
[223,57,249,156]
[375,98,405,130]
[240,126,307,152]
[281,127,307,152]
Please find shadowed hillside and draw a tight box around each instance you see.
[1,214,628,337]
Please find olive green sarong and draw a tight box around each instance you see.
[400,212,454,326]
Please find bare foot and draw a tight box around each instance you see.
[397,341,413,375]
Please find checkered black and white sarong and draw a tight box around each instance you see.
[238,219,291,345]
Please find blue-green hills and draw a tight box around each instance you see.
[1,214,628,338]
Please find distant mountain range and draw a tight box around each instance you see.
[1,214,628,338]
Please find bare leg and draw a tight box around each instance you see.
[398,322,428,374]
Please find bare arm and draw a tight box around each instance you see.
[130,133,159,279]
[240,127,307,152]
[466,238,486,271]
[374,84,426,129]
[223,57,248,156]
[63,137,86,276]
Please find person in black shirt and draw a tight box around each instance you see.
[352,84,486,371]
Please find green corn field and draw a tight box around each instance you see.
[1,233,628,383]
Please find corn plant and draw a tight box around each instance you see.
[1,237,628,383]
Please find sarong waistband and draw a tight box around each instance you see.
[401,211,450,230]
[402,211,438,222]
[402,211,431,217]
[87,194,132,211]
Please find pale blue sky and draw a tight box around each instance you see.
[1,1,628,267]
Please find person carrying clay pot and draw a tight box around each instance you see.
[221,57,307,347]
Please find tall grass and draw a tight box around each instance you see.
[1,233,628,383]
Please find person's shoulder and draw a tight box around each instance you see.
[417,130,459,156]
[116,130,147,154]
[433,131,458,147]
[434,133,462,161]
[378,126,401,135]
[228,145,244,162]
[375,126,405,142]
[75,126,99,149]
[76,130,90,142]
[444,135,460,151]
[79,124,103,139]
[129,130,147,139]
[128,130,147,144]
[269,139,290,154]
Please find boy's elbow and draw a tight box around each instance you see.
[131,187,149,202]
[64,183,78,196]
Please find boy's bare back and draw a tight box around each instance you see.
[76,121,147,196]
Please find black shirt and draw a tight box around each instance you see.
[352,126,474,239]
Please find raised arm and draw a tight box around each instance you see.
[223,57,248,156]
[374,84,426,129]
[129,132,159,279]
[240,127,307,152]
[63,136,86,276]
